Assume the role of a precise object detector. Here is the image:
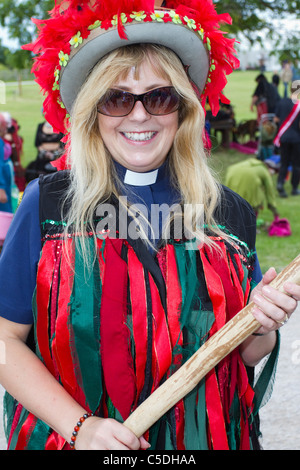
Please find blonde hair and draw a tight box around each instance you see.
[63,44,227,262]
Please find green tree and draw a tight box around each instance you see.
[0,0,53,93]
[0,0,299,66]
[0,39,9,65]
[276,36,300,63]
[215,0,300,59]
[4,49,32,94]
[0,0,53,45]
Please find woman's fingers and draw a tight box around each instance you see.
[75,416,150,450]
[251,281,299,335]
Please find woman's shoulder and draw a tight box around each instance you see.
[216,185,257,249]
[39,169,70,187]
[18,172,69,211]
[39,169,70,203]
[221,185,256,215]
[39,170,71,223]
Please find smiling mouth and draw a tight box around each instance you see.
[122,131,157,142]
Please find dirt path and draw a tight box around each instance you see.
[258,304,300,450]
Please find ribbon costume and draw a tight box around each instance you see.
[4,170,279,450]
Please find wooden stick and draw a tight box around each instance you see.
[124,254,300,438]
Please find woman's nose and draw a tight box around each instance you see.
[127,100,151,121]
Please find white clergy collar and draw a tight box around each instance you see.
[123,168,158,186]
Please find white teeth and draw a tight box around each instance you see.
[123,131,156,141]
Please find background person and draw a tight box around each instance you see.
[225,157,278,218]
[250,74,281,120]
[2,112,25,192]
[280,61,293,98]
[25,118,64,183]
[0,113,14,213]
[274,83,300,197]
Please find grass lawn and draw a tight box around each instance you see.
[0,71,299,273]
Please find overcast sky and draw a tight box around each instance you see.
[0,26,19,48]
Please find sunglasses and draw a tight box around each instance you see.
[97,86,180,117]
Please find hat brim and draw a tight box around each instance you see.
[60,21,209,114]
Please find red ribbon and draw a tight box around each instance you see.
[199,246,226,335]
[100,238,136,420]
[51,239,80,399]
[199,241,254,449]
[149,274,172,389]
[205,369,229,450]
[36,241,57,377]
[45,432,66,450]
[7,403,23,449]
[165,245,183,356]
[127,246,148,405]
[15,413,36,450]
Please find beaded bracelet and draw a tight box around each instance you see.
[70,412,94,450]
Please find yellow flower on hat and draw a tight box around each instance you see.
[58,51,69,67]
[151,11,164,22]
[70,31,83,48]
[112,13,128,26]
[198,28,204,39]
[169,11,182,24]
[57,99,65,109]
[52,81,60,91]
[130,11,146,21]
[52,68,60,91]
[88,20,101,30]
[184,17,196,29]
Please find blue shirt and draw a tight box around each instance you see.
[0,179,40,324]
[0,164,262,325]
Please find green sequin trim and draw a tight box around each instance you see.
[41,219,67,228]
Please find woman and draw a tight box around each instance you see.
[0,0,299,451]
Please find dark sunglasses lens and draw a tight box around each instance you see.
[97,90,134,116]
[144,87,180,115]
